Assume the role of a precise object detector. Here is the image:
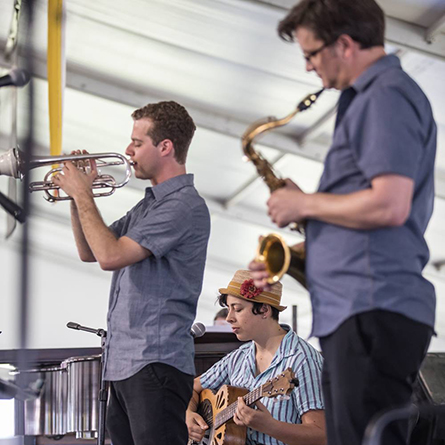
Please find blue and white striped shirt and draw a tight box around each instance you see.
[200,327,324,445]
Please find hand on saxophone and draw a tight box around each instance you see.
[249,237,272,290]
[52,150,98,200]
[267,179,307,228]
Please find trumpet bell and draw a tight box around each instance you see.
[0,148,20,179]
[256,233,307,289]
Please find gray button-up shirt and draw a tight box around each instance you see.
[306,55,437,338]
[103,173,210,380]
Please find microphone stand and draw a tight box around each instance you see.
[67,322,109,445]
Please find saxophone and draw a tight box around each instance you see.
[242,89,324,288]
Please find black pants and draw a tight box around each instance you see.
[319,310,432,445]
[106,362,194,445]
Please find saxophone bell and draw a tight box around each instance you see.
[256,233,307,289]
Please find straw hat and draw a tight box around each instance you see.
[219,270,286,312]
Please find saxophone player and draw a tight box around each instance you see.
[250,1,436,445]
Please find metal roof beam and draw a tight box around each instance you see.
[0,44,328,164]
[425,13,445,44]
[251,1,445,60]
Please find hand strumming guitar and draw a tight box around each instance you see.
[233,397,275,434]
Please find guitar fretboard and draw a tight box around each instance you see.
[214,386,263,428]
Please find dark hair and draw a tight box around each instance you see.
[214,308,229,321]
[217,294,279,321]
[278,0,385,49]
[131,101,196,165]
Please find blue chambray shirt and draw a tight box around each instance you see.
[200,327,324,445]
[306,55,437,338]
[103,174,210,381]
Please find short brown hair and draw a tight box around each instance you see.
[278,0,385,49]
[131,101,196,165]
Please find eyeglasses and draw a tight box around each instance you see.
[303,41,333,63]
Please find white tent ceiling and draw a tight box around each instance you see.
[0,0,445,352]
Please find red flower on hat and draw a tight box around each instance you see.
[240,279,263,299]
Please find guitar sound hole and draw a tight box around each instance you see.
[216,392,226,409]
[199,400,214,427]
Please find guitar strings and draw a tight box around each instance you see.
[214,387,262,428]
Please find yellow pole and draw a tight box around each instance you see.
[47,0,65,156]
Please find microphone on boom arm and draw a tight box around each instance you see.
[0,68,30,88]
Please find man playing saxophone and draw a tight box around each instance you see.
[54,101,211,445]
[250,1,436,445]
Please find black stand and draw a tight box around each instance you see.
[363,403,445,445]
[67,321,109,445]
[0,191,26,223]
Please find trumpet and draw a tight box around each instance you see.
[0,148,132,202]
[256,233,306,289]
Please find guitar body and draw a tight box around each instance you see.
[191,369,297,445]
[199,386,249,445]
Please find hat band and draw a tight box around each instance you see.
[227,281,281,306]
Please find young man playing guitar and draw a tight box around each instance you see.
[186,270,326,445]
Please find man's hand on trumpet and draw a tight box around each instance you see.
[52,150,98,200]
[267,179,307,228]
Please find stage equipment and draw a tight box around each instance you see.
[191,322,206,339]
[66,322,108,445]
[0,68,30,88]
[0,148,132,202]
[0,190,25,223]
[0,376,43,400]
[61,355,102,439]
[242,89,323,286]
[13,365,67,437]
[256,232,306,287]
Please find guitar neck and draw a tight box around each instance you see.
[214,386,263,429]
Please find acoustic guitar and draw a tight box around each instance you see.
[189,367,298,445]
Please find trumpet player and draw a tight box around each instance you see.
[250,1,436,445]
[54,101,211,445]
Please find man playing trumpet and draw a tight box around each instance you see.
[186,270,325,445]
[54,101,211,445]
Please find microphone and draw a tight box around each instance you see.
[0,192,26,223]
[191,322,206,339]
[66,321,107,338]
[67,322,81,330]
[0,68,31,88]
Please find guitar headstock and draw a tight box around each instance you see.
[260,368,299,398]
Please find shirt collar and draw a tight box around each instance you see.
[245,325,297,376]
[144,173,194,201]
[352,54,401,93]
[275,325,299,361]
